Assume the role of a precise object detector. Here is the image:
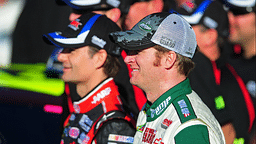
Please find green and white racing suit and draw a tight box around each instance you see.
[134,79,225,144]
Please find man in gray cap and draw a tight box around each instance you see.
[110,12,225,144]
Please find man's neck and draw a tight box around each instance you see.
[76,74,108,98]
[199,44,220,61]
[146,74,186,103]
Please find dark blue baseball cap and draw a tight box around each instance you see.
[43,13,122,56]
[169,0,230,38]
[222,0,256,15]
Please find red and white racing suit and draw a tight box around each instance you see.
[61,78,136,144]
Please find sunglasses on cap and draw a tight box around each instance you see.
[230,7,255,15]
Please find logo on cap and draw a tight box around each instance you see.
[180,0,212,24]
[185,47,194,56]
[139,22,152,31]
[159,36,176,48]
[107,0,121,8]
[91,35,107,48]
[181,0,196,12]
[69,19,82,31]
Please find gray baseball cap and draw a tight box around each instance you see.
[110,12,197,58]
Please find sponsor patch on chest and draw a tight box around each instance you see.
[161,118,173,129]
[150,96,171,118]
[91,87,111,104]
[142,128,157,143]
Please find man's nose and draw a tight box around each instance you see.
[227,11,235,24]
[124,55,135,64]
[57,53,68,63]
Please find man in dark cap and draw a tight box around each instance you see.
[171,0,255,143]
[44,12,135,144]
[58,0,147,123]
[223,0,256,143]
[224,0,256,102]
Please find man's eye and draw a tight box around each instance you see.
[128,50,141,55]
[61,48,76,53]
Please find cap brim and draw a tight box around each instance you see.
[43,33,62,48]
[109,29,156,50]
[43,32,88,49]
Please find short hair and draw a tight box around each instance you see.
[153,45,195,77]
[88,46,120,77]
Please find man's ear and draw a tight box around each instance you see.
[164,51,177,69]
[94,49,108,69]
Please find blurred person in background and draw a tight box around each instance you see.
[224,0,256,116]
[0,0,25,66]
[225,0,256,100]
[11,0,71,64]
[124,0,164,30]
[171,0,255,143]
[123,0,190,30]
[224,0,256,108]
[222,0,256,143]
[43,12,136,143]
[10,0,72,138]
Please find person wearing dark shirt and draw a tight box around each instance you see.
[223,0,256,143]
[11,0,71,64]
[171,0,255,143]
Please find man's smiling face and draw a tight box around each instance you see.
[124,47,163,90]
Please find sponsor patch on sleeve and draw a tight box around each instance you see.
[108,134,134,143]
[173,95,196,123]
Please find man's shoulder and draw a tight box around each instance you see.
[171,94,197,124]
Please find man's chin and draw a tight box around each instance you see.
[228,33,239,43]
[61,76,74,83]
[130,79,140,87]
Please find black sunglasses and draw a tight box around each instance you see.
[230,8,252,15]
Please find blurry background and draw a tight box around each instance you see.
[0,0,24,66]
[0,0,71,143]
